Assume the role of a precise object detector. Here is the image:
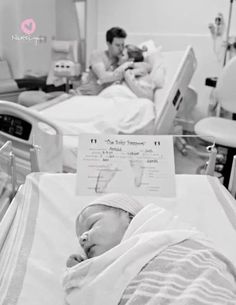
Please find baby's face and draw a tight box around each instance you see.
[76,206,130,258]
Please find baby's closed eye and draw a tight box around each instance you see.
[89,220,98,230]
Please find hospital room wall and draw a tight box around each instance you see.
[0,0,55,79]
[95,0,236,118]
[0,0,84,79]
[0,0,24,78]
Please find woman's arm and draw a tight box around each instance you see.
[132,62,152,75]
[94,62,135,85]
[91,62,121,84]
[124,69,154,100]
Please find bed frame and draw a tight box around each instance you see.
[154,45,197,134]
[0,172,235,305]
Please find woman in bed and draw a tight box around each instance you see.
[97,44,155,100]
[118,44,155,100]
[63,193,236,305]
[70,44,155,101]
[33,44,155,110]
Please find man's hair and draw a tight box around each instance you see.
[106,27,127,44]
[126,44,144,62]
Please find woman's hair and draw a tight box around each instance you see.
[125,44,145,62]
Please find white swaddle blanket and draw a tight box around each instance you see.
[63,204,209,305]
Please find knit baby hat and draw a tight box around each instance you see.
[78,193,144,219]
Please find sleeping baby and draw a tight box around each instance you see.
[66,193,142,267]
[63,193,236,305]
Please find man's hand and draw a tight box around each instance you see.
[66,254,87,268]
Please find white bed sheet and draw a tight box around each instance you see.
[41,94,155,135]
[41,94,155,171]
[0,173,235,305]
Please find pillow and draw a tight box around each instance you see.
[145,47,163,68]
[138,40,166,89]
[150,64,166,89]
[138,40,160,57]
[138,39,164,69]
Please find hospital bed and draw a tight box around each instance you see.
[37,45,197,134]
[0,46,197,173]
[0,171,236,305]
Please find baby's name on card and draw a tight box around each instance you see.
[76,134,176,197]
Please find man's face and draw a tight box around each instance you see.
[107,37,125,58]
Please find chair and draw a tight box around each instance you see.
[46,40,81,89]
[195,56,236,187]
[18,40,81,107]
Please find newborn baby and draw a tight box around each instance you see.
[66,193,143,267]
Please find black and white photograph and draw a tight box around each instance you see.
[0,1,236,304]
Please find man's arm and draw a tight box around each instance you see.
[90,51,133,84]
[91,61,123,84]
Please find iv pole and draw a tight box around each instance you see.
[223,0,234,66]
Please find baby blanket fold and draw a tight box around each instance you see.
[120,240,236,305]
[62,204,208,305]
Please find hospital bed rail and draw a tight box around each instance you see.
[154,45,197,134]
[229,155,236,198]
[0,101,63,186]
[0,141,16,221]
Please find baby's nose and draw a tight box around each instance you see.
[79,232,88,247]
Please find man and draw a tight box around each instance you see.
[74,27,133,95]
